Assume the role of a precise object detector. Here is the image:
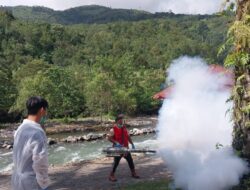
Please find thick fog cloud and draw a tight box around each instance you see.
[1,0,222,14]
[157,56,248,190]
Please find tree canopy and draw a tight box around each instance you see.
[0,10,233,121]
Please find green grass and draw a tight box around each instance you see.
[123,180,172,190]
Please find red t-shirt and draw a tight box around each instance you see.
[113,125,129,148]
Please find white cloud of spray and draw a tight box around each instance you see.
[157,56,248,190]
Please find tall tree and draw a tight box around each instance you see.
[228,0,250,157]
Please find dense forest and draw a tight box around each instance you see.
[1,5,219,24]
[0,7,233,122]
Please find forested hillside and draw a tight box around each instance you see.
[0,9,233,122]
[1,5,222,24]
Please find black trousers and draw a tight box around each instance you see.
[112,152,135,173]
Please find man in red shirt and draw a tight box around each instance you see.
[108,114,139,182]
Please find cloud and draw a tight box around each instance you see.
[1,0,222,14]
[156,0,222,14]
[157,56,248,190]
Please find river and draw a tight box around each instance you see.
[0,133,158,173]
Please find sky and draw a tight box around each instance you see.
[0,0,224,14]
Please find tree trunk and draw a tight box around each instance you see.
[232,0,250,157]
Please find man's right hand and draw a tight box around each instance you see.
[132,144,135,149]
[114,143,122,148]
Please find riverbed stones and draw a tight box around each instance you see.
[1,127,156,147]
[76,136,84,142]
[6,145,13,149]
[127,120,152,127]
[59,127,156,144]
[1,141,13,149]
[129,127,156,136]
[83,134,90,141]
[66,136,77,143]
[47,138,57,145]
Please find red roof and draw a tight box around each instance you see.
[209,64,228,73]
[153,65,234,100]
[152,86,173,100]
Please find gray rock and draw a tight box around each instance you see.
[98,133,106,138]
[0,140,4,147]
[83,135,90,141]
[66,136,77,143]
[129,130,134,135]
[48,138,57,145]
[77,136,84,142]
[131,128,143,136]
[60,138,67,143]
[89,134,99,141]
[6,145,13,149]
[142,128,148,134]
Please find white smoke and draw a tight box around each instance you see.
[157,56,248,190]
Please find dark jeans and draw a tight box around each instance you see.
[112,152,135,173]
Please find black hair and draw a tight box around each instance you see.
[115,114,124,122]
[26,96,48,115]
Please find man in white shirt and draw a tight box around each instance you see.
[11,96,50,190]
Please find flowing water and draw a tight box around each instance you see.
[0,133,158,173]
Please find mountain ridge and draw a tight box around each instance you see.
[0,5,214,24]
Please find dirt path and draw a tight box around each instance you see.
[0,155,171,190]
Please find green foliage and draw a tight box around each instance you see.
[242,104,250,115]
[0,9,233,121]
[0,68,16,111]
[13,59,51,86]
[223,10,250,68]
[224,0,250,159]
[228,19,250,50]
[0,10,15,29]
[225,52,250,67]
[11,66,85,118]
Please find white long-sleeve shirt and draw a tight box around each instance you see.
[12,119,50,190]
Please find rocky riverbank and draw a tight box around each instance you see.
[46,116,157,135]
[1,127,157,150]
[0,116,158,150]
[58,127,156,143]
